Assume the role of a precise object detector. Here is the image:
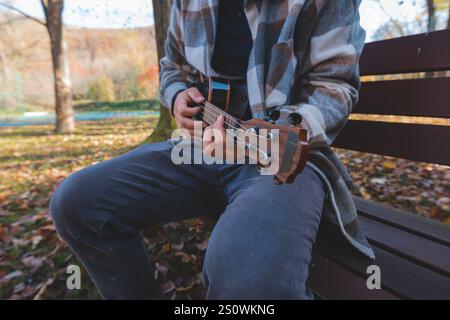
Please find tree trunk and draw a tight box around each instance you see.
[425,0,437,78]
[0,49,9,81]
[146,0,176,143]
[0,47,12,110]
[447,3,450,29]
[41,0,75,133]
[426,0,437,32]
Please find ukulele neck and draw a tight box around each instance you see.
[201,101,240,129]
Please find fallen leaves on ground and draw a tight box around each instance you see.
[337,149,450,221]
[0,117,448,300]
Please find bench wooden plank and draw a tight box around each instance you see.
[333,120,450,165]
[308,253,399,300]
[360,216,450,276]
[316,244,450,300]
[360,29,450,76]
[314,222,450,299]
[356,78,450,118]
[354,197,450,247]
[310,29,450,301]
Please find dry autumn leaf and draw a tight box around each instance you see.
[382,160,397,170]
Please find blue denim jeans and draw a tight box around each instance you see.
[50,141,325,299]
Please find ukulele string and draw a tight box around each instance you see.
[199,112,264,155]
[198,102,270,142]
[198,104,256,139]
[196,106,271,157]
[201,101,267,140]
[197,105,271,155]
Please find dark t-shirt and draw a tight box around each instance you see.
[212,0,253,78]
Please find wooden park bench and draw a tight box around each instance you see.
[307,29,450,300]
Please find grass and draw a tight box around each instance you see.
[0,99,160,118]
[74,99,160,112]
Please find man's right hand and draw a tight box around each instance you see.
[173,87,206,136]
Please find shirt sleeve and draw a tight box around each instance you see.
[159,0,196,112]
[278,0,366,148]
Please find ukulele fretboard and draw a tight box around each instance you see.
[201,101,240,129]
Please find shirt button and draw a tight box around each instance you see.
[241,96,248,102]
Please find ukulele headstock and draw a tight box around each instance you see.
[240,119,309,184]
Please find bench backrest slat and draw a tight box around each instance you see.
[333,121,450,166]
[360,29,450,76]
[333,29,450,165]
[357,78,450,118]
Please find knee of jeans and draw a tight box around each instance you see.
[49,169,97,238]
[203,237,312,299]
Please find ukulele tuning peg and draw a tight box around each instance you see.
[267,130,278,139]
[267,109,280,122]
[287,113,303,126]
[261,152,271,162]
[247,127,259,135]
[257,152,272,168]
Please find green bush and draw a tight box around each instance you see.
[87,76,116,102]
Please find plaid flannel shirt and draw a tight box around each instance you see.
[159,0,375,259]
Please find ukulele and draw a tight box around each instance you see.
[195,78,309,185]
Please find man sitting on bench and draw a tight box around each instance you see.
[49,0,374,300]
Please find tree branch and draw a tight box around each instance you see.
[40,0,49,22]
[373,0,405,36]
[0,1,46,26]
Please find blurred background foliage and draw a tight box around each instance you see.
[0,0,448,118]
